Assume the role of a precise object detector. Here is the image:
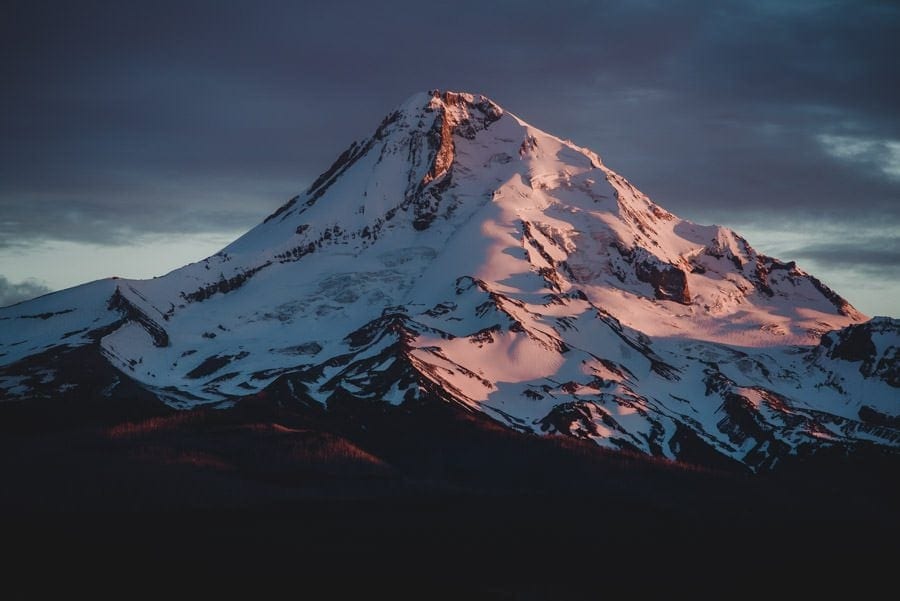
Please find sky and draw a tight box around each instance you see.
[1,0,898,316]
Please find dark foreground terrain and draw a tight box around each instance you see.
[2,394,897,596]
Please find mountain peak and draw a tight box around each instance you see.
[396,89,504,115]
[425,89,504,118]
[1,90,893,471]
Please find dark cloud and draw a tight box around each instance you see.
[1,1,898,308]
[786,238,900,276]
[0,276,52,307]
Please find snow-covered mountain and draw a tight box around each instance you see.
[2,90,897,470]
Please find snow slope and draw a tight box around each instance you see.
[1,90,896,470]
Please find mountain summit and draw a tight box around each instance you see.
[2,90,897,470]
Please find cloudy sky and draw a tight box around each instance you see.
[2,0,898,315]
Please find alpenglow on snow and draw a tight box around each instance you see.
[2,90,897,470]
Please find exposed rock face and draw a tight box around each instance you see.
[635,261,691,304]
[827,323,877,362]
[412,91,504,230]
[108,287,169,347]
[820,317,899,386]
[610,242,691,304]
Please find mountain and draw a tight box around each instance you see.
[1,90,897,471]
